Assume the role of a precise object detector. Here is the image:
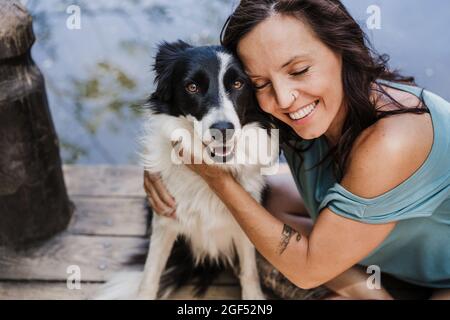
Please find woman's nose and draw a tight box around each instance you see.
[273,83,295,110]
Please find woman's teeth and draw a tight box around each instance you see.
[288,100,319,120]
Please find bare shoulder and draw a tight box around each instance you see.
[341,105,433,199]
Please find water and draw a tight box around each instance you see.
[24,0,450,164]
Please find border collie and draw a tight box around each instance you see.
[95,40,278,300]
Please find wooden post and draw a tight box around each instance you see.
[0,1,73,246]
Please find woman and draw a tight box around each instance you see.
[144,0,450,299]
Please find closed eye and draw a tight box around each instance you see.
[290,67,310,77]
[252,67,310,91]
[253,82,271,91]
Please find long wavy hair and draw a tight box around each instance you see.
[220,0,429,180]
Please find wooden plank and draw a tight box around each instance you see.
[0,163,298,299]
[63,165,146,198]
[68,197,149,237]
[0,232,238,285]
[0,281,100,300]
[0,1,35,59]
[0,282,241,300]
[0,234,147,282]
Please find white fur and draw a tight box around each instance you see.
[94,52,278,300]
[188,53,242,143]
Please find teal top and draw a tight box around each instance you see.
[282,80,450,288]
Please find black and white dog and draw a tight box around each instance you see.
[96,41,278,300]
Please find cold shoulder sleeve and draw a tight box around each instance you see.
[319,88,450,224]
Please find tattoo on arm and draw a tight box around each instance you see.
[278,224,302,255]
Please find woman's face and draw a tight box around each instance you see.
[237,14,346,144]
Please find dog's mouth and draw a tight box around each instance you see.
[203,139,236,163]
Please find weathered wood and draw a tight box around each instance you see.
[0,281,101,300]
[0,164,277,299]
[0,282,241,300]
[0,234,148,282]
[63,165,146,198]
[0,1,34,59]
[0,0,72,246]
[68,197,148,237]
[0,232,238,285]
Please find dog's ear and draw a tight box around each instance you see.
[152,40,192,102]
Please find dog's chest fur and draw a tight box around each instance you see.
[142,113,267,262]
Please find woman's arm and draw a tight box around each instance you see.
[178,117,430,289]
[207,174,395,289]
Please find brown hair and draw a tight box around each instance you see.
[221,0,429,179]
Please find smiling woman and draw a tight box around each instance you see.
[237,13,345,143]
[145,0,450,300]
[217,0,450,298]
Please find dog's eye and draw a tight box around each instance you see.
[233,80,243,90]
[185,83,199,94]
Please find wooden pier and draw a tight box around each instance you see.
[0,165,433,300]
[0,165,241,300]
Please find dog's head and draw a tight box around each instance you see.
[148,40,277,167]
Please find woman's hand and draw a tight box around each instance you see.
[143,171,177,219]
[172,139,233,188]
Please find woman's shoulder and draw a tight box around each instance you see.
[352,80,434,163]
[342,101,433,199]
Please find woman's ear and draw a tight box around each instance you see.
[152,40,192,102]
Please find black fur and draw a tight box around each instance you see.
[129,185,271,298]
[127,203,237,298]
[137,41,277,297]
[148,41,274,132]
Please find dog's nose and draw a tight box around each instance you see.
[209,121,235,142]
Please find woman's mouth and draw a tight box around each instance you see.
[288,99,319,121]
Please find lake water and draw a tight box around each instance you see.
[25,0,450,164]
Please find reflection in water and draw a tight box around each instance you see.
[25,0,450,164]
